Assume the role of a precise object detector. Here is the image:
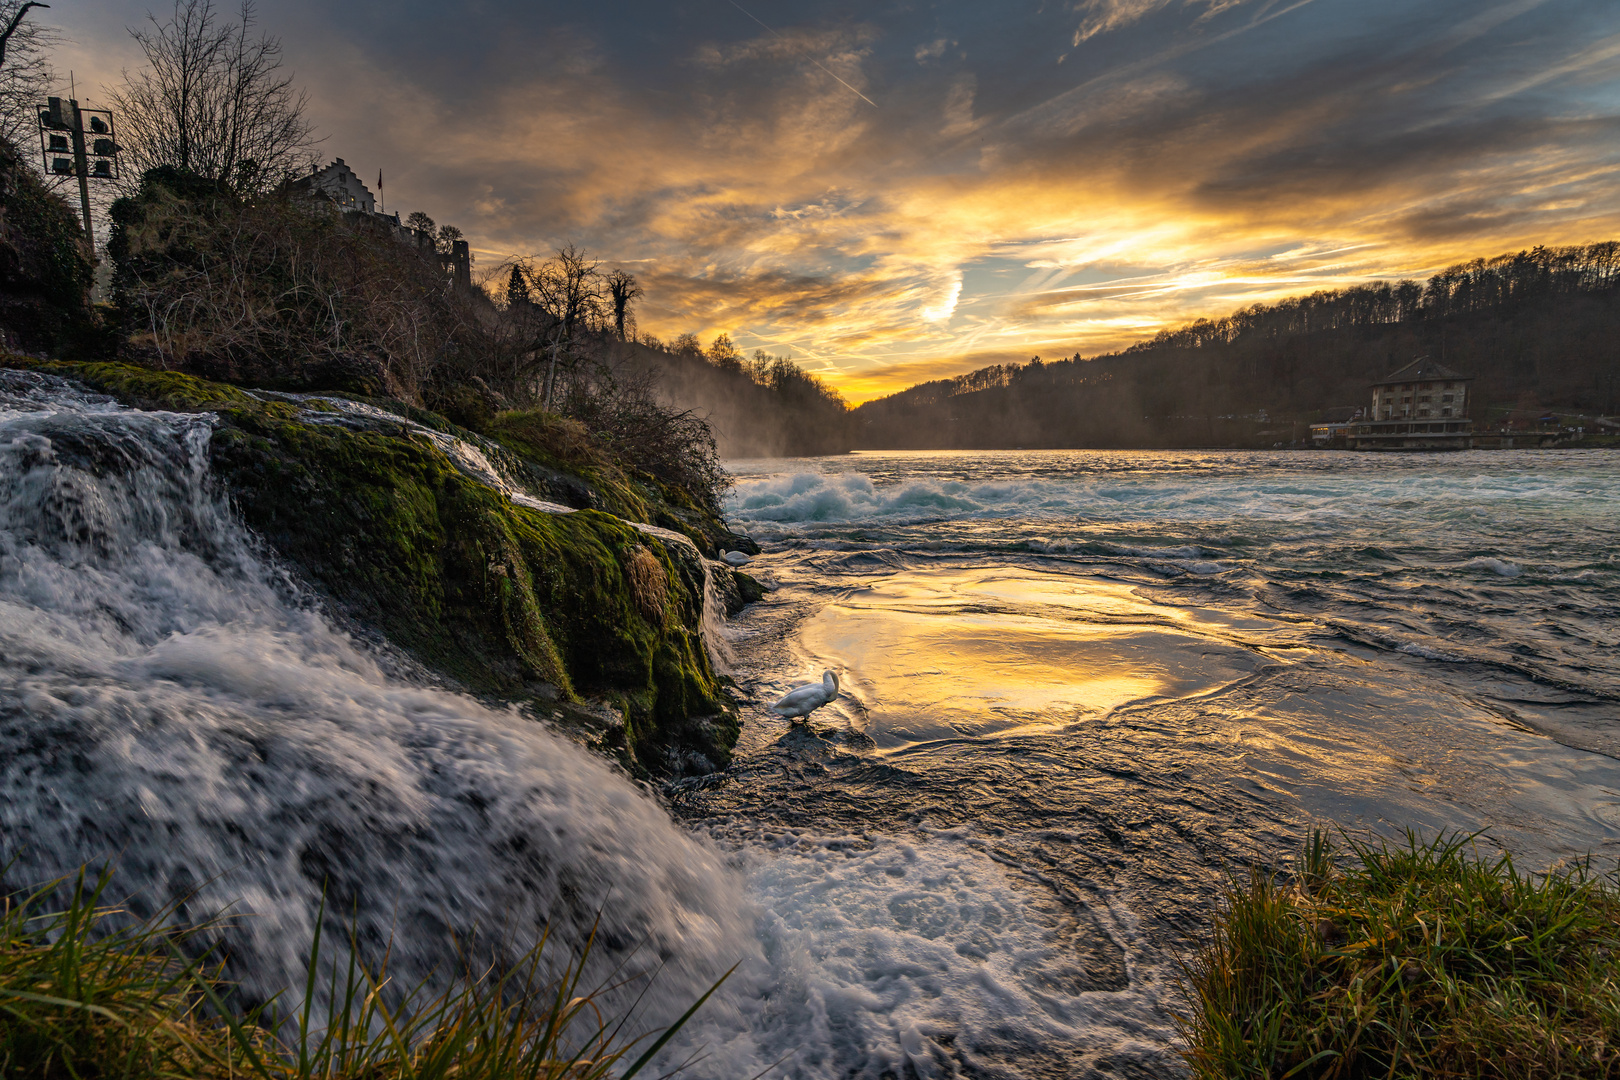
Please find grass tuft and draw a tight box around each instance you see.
[1,869,726,1080]
[1177,829,1620,1079]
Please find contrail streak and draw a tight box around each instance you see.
[726,0,878,108]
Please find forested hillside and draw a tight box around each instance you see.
[856,243,1620,449]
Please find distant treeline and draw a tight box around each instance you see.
[856,242,1620,450]
[627,332,856,458]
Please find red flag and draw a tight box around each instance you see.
[378,169,383,189]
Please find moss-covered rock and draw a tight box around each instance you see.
[3,356,741,775]
[484,410,652,522]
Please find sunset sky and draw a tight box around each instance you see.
[50,0,1620,401]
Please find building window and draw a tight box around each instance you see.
[1441,408,1451,416]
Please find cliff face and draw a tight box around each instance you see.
[2,357,750,776]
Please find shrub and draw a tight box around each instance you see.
[108,168,477,399]
[545,350,731,514]
[0,136,95,353]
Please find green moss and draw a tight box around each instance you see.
[48,359,268,411]
[3,356,738,774]
[734,571,767,604]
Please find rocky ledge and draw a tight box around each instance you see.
[2,357,762,776]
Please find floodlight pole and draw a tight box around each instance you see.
[59,98,95,245]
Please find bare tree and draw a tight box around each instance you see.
[605,267,641,340]
[115,190,483,397]
[0,1,45,69]
[109,0,317,192]
[0,1,54,148]
[531,244,606,407]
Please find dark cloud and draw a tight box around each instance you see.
[45,0,1620,400]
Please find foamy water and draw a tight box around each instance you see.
[7,374,1618,1080]
[670,447,1620,1076]
[0,370,747,1026]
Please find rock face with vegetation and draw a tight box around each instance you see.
[3,356,753,776]
[0,136,98,355]
[0,125,760,777]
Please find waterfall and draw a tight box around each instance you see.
[0,369,751,1020]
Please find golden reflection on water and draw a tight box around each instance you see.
[798,567,1269,749]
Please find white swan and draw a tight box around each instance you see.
[770,669,839,719]
[719,550,752,566]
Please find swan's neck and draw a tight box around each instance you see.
[824,670,838,693]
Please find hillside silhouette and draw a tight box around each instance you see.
[855,243,1620,449]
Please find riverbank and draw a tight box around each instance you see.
[12,827,1618,1079]
[666,446,1620,1076]
[7,384,1620,1076]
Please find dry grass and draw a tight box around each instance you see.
[626,546,669,626]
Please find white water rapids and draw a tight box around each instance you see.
[0,371,747,1026]
[0,370,1184,1078]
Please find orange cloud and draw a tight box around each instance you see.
[144,0,1620,404]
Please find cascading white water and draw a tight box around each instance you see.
[0,370,1182,1078]
[0,369,752,1021]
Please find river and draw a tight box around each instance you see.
[3,371,1617,1079]
[672,448,1620,1077]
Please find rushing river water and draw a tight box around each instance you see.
[676,448,1620,1078]
[3,370,1618,1080]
